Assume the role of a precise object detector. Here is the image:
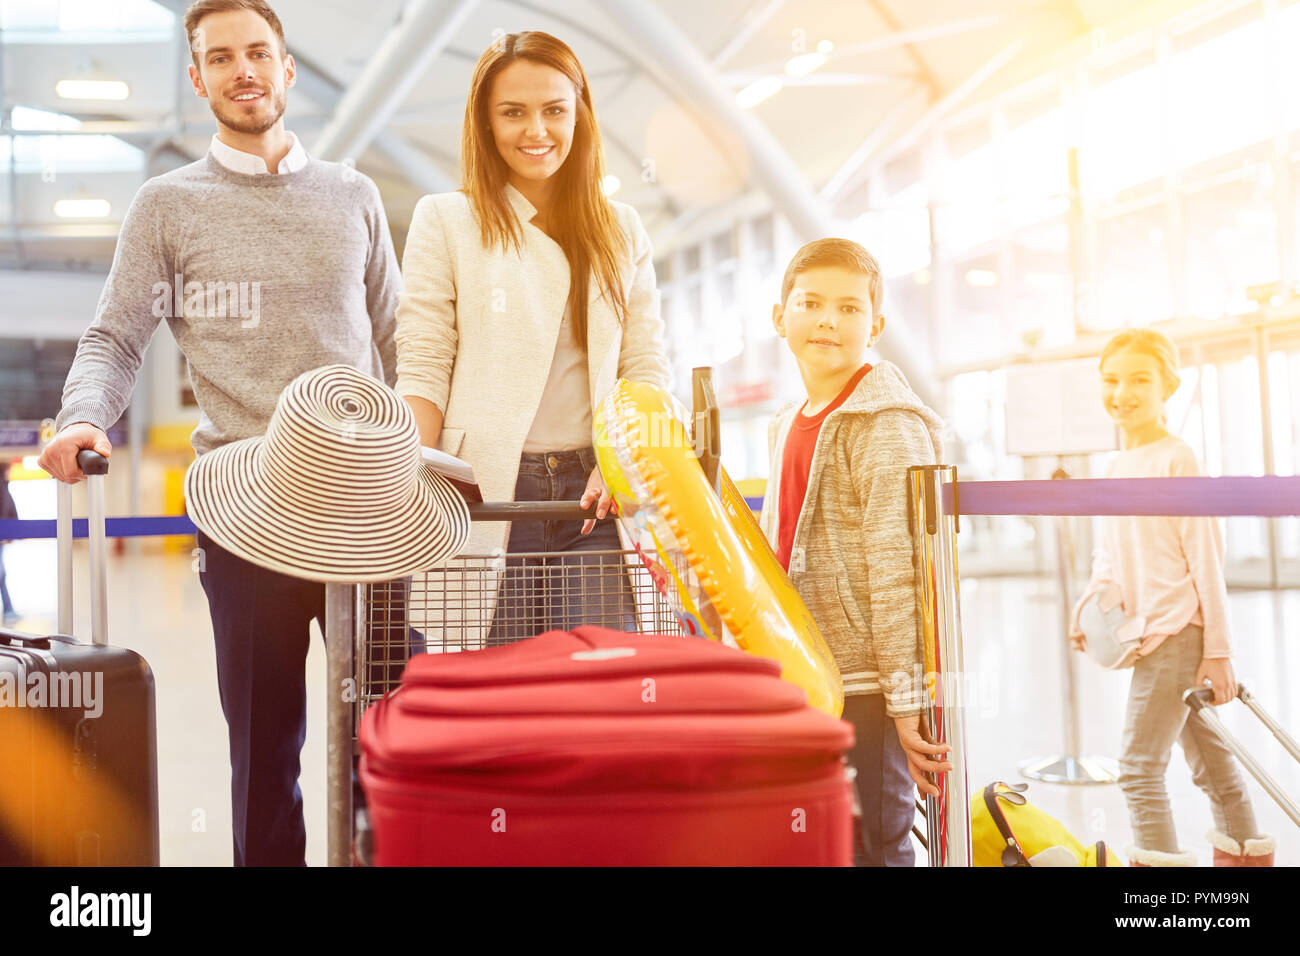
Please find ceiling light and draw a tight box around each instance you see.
[785,53,826,76]
[787,41,833,77]
[736,76,782,109]
[965,269,998,287]
[602,175,620,196]
[55,80,130,101]
[54,199,111,218]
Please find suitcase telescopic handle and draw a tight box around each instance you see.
[76,449,110,476]
[1183,687,1220,712]
[57,449,110,646]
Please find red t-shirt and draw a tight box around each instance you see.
[776,364,872,571]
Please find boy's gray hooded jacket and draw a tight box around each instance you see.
[760,361,945,718]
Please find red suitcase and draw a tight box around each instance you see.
[359,626,853,866]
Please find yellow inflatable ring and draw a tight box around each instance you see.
[594,380,843,717]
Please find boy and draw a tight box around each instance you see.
[759,238,952,867]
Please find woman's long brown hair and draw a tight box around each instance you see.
[461,31,629,349]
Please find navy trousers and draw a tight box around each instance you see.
[197,530,325,867]
[843,693,917,867]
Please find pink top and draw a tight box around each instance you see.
[1076,435,1231,660]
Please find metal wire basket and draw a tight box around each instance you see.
[355,507,692,716]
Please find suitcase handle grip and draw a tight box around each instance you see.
[0,628,75,649]
[76,449,110,476]
[1184,686,1239,711]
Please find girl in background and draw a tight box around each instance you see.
[1073,328,1272,866]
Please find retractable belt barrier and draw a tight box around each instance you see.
[0,502,637,540]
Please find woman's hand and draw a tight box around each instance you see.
[404,396,444,449]
[1195,657,1237,706]
[579,466,615,535]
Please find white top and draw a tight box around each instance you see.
[392,183,670,578]
[523,301,593,453]
[1098,435,1231,659]
[209,131,308,175]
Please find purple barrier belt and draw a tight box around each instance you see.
[944,475,1300,518]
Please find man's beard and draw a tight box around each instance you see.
[210,86,286,135]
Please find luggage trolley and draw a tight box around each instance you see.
[322,371,723,866]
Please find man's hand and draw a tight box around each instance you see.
[38,423,111,484]
[1195,657,1237,706]
[893,714,953,798]
[579,465,615,535]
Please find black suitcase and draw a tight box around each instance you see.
[0,450,159,866]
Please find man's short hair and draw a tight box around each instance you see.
[185,0,287,70]
[780,237,884,314]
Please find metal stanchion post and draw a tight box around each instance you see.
[325,582,357,867]
[909,465,971,867]
[1021,470,1118,784]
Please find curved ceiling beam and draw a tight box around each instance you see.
[867,0,942,101]
[312,0,479,164]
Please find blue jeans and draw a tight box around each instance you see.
[486,447,636,646]
[843,693,916,867]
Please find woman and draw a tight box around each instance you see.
[395,31,670,646]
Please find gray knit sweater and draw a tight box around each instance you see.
[760,361,946,717]
[55,152,401,455]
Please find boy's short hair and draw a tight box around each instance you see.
[185,0,287,70]
[780,238,884,314]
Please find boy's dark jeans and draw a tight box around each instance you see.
[843,693,917,867]
[486,447,636,646]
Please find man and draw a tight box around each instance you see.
[39,0,401,865]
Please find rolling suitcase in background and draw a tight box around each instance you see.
[359,625,854,866]
[1185,684,1300,829]
[0,450,159,866]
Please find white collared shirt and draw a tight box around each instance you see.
[209,131,308,175]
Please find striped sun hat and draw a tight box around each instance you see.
[185,364,470,582]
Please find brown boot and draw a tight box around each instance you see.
[1207,830,1275,867]
[1126,845,1197,867]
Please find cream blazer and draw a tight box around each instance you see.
[394,184,670,639]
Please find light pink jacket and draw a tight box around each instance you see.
[1069,435,1231,660]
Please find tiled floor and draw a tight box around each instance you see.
[5,536,1297,866]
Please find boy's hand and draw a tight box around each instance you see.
[893,714,953,798]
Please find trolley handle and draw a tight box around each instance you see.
[467,501,612,522]
[692,367,721,494]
